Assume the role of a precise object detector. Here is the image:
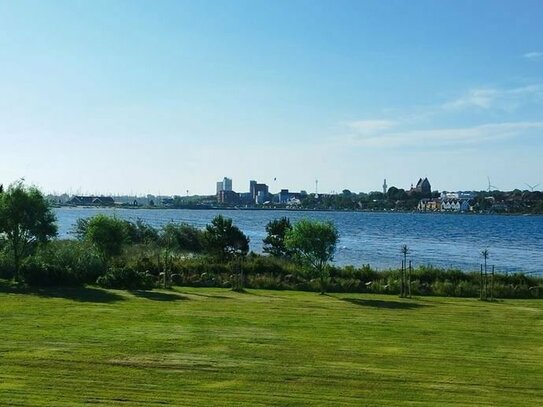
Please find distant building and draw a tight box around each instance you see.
[410,177,431,196]
[223,177,232,191]
[417,198,441,211]
[383,179,388,196]
[440,191,476,200]
[67,196,115,206]
[418,194,473,212]
[249,180,269,204]
[441,199,472,212]
[216,177,233,194]
[218,190,240,205]
[278,189,305,204]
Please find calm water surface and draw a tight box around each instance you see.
[54,208,543,275]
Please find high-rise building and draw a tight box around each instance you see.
[216,177,233,194]
[383,179,388,195]
[249,180,269,203]
[223,177,232,192]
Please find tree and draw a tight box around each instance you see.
[203,215,249,291]
[203,215,249,260]
[263,217,293,258]
[285,219,339,294]
[161,222,204,252]
[123,218,159,244]
[83,215,127,260]
[0,181,57,281]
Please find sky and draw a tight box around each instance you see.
[1,0,542,195]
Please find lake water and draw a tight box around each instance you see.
[53,208,543,275]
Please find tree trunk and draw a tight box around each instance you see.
[13,247,21,282]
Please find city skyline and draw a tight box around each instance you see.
[2,1,543,195]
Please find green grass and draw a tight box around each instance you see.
[0,282,542,406]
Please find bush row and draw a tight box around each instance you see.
[1,240,541,298]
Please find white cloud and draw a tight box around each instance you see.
[442,88,499,110]
[523,51,543,60]
[343,121,543,148]
[442,85,543,111]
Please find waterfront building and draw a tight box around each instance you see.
[440,191,476,200]
[218,190,240,205]
[417,198,441,212]
[441,199,472,212]
[216,177,233,194]
[67,196,115,206]
[249,180,269,204]
[278,189,306,204]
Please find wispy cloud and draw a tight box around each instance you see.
[442,88,499,110]
[343,120,397,135]
[523,51,543,60]
[442,85,543,111]
[342,121,543,148]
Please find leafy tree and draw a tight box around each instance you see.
[72,217,89,239]
[83,215,127,260]
[203,215,249,260]
[0,181,57,280]
[263,217,293,258]
[285,219,339,294]
[161,222,204,252]
[123,219,159,244]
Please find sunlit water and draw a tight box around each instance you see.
[54,208,543,275]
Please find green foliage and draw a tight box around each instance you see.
[161,222,204,252]
[262,217,293,258]
[72,217,89,239]
[123,219,159,244]
[203,215,249,260]
[0,181,57,280]
[83,215,127,260]
[96,266,155,290]
[285,219,339,293]
[20,258,79,287]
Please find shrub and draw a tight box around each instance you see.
[160,223,204,252]
[39,240,106,284]
[20,258,79,286]
[0,248,15,279]
[124,219,159,244]
[83,215,127,260]
[96,267,155,290]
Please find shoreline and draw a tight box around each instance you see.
[52,205,543,217]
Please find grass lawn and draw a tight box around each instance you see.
[0,282,542,406]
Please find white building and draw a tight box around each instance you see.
[441,199,472,212]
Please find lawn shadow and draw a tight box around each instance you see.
[176,291,233,300]
[239,289,277,298]
[130,290,189,302]
[341,297,429,310]
[0,281,124,303]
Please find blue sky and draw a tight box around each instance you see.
[1,0,542,195]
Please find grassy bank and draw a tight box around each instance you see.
[1,282,542,406]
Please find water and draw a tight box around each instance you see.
[53,208,543,275]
